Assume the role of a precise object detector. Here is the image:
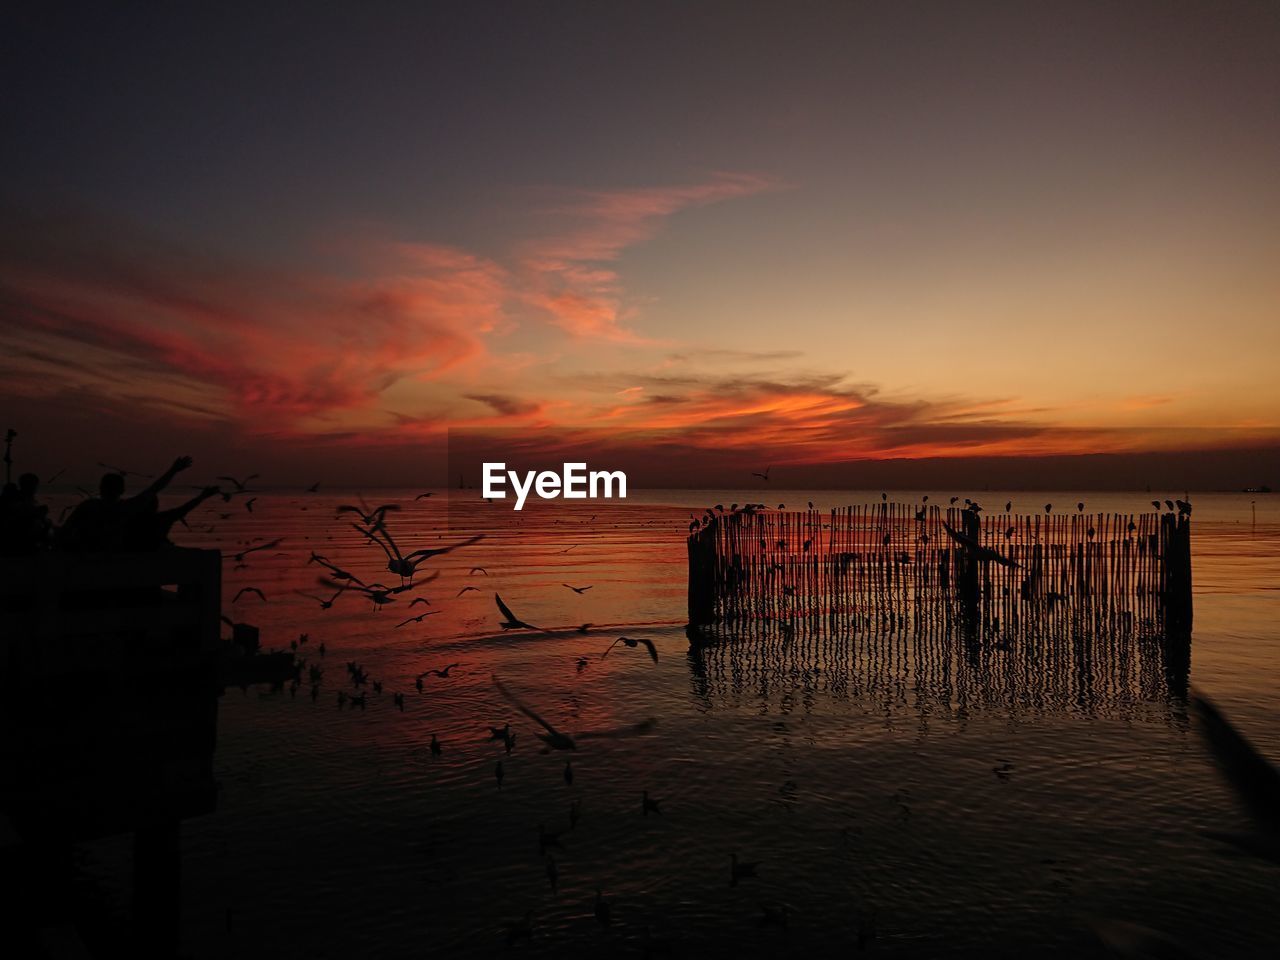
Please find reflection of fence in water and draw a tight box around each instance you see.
[685,613,1190,719]
[687,503,1193,640]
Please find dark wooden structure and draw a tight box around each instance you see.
[688,503,1193,643]
[0,547,223,956]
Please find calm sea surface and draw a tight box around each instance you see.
[67,489,1280,957]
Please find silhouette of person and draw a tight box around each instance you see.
[59,455,204,551]
[0,472,50,555]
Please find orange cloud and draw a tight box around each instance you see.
[0,213,506,432]
[517,172,781,340]
[0,175,780,431]
[556,372,1205,463]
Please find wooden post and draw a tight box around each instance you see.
[687,521,717,637]
[960,509,981,630]
[1161,514,1193,636]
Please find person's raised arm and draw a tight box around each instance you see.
[160,484,220,524]
[138,455,193,500]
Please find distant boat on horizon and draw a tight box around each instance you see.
[1243,485,1272,493]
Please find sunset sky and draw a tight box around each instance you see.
[2,2,1278,487]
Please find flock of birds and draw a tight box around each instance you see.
[62,464,1259,955]
[200,483,750,946]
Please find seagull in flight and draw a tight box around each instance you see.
[233,538,283,563]
[335,497,400,526]
[417,663,461,679]
[492,675,657,752]
[353,522,483,580]
[562,583,593,594]
[296,588,344,610]
[317,573,432,609]
[306,481,321,493]
[495,593,544,631]
[414,492,434,500]
[752,466,771,481]
[396,611,441,628]
[308,552,360,582]
[602,636,658,663]
[217,474,259,502]
[233,587,266,603]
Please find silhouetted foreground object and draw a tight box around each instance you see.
[58,455,221,552]
[0,547,221,954]
[0,472,51,555]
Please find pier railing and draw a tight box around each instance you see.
[687,503,1192,640]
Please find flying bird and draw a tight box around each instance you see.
[457,586,480,597]
[414,492,434,500]
[354,522,484,580]
[316,574,429,609]
[233,538,283,563]
[308,552,361,583]
[306,481,321,493]
[296,588,344,609]
[244,497,257,513]
[492,675,656,751]
[562,583,593,594]
[233,587,266,603]
[217,473,259,493]
[396,611,441,628]
[752,466,771,481]
[418,663,461,679]
[602,636,658,663]
[494,593,543,631]
[335,498,400,525]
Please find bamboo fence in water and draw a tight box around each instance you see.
[687,502,1192,643]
